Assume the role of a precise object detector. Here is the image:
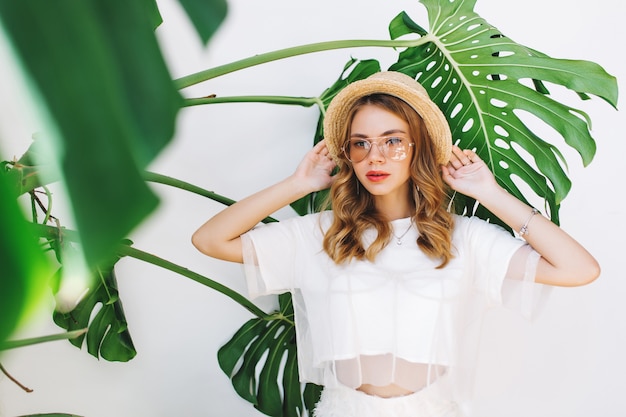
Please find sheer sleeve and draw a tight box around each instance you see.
[501,244,551,320]
[241,232,270,299]
[240,213,326,299]
[456,216,550,319]
[458,216,526,306]
[241,219,298,299]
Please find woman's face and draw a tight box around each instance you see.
[348,104,413,202]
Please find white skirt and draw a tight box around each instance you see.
[313,379,462,417]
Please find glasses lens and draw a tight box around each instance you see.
[345,136,411,162]
[346,139,370,162]
[386,137,409,161]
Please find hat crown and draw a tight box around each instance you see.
[323,71,452,165]
[369,71,429,96]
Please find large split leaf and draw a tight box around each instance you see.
[386,0,617,221]
[218,293,321,417]
[52,256,136,362]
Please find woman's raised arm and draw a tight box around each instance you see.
[191,140,336,263]
[442,146,600,287]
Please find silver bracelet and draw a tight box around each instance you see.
[519,208,540,237]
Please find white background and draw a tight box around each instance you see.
[1,0,625,416]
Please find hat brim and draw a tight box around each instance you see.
[323,71,452,165]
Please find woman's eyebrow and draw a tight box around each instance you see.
[350,129,407,138]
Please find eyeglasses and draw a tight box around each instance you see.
[342,136,414,163]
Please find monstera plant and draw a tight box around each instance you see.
[0,0,617,416]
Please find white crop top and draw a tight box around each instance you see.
[241,211,545,399]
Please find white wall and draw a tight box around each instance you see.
[1,0,624,416]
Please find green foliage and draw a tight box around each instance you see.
[0,0,181,268]
[0,0,225,357]
[0,329,87,351]
[1,140,58,196]
[388,2,616,220]
[51,256,136,362]
[0,164,50,345]
[0,0,226,349]
[218,294,322,417]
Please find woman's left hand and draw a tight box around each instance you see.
[442,147,600,288]
[441,146,498,200]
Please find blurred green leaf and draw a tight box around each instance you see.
[144,0,164,29]
[0,0,183,267]
[0,160,50,344]
[178,0,228,44]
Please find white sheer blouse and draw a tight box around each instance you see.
[241,211,546,403]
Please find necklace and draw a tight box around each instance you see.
[392,220,414,245]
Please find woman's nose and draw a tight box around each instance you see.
[367,142,386,163]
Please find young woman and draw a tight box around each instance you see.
[192,71,600,417]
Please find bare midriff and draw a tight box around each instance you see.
[335,356,448,398]
[357,383,415,398]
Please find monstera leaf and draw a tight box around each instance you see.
[218,293,322,417]
[52,257,136,362]
[385,0,617,222]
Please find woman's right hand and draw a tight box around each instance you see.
[192,140,336,263]
[292,139,336,193]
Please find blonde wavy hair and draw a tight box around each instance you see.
[322,94,454,268]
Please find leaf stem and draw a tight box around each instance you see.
[116,245,269,319]
[182,95,321,108]
[0,329,87,351]
[174,38,427,89]
[30,190,38,223]
[143,171,278,223]
[0,363,33,393]
[41,184,53,225]
[268,311,295,327]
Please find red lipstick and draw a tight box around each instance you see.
[365,170,390,182]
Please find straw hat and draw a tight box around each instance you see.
[323,71,452,165]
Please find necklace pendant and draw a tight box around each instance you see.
[392,220,414,246]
